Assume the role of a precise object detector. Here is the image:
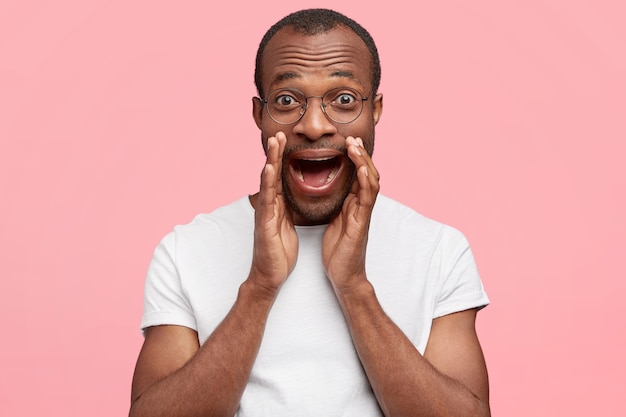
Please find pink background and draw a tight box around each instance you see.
[1,1,624,415]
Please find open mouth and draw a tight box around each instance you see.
[290,155,344,188]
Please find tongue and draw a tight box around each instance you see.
[300,159,336,187]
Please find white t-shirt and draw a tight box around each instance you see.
[142,194,489,416]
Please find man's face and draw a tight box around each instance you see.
[253,26,383,225]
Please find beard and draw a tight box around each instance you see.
[280,143,357,225]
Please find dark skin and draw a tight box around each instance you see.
[130,26,490,417]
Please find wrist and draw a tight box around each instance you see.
[240,274,281,304]
[332,277,375,303]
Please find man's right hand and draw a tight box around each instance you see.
[249,131,298,293]
[130,132,298,417]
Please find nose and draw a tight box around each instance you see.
[292,97,337,141]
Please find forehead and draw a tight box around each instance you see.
[260,26,372,93]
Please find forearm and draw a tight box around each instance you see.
[130,279,277,417]
[336,281,490,417]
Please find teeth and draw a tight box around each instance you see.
[304,156,334,162]
[326,165,339,184]
[293,157,341,185]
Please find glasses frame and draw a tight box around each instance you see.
[261,87,370,125]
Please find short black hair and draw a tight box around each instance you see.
[254,8,381,99]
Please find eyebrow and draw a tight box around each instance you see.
[274,72,301,83]
[272,70,356,84]
[330,70,356,79]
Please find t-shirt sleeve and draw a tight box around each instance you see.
[433,227,489,318]
[140,231,198,332]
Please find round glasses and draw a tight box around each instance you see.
[262,87,369,125]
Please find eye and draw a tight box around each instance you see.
[328,90,360,109]
[277,95,295,106]
[271,91,302,110]
[336,93,356,105]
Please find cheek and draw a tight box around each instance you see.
[341,120,375,152]
[261,117,291,142]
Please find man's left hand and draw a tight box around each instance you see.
[322,136,380,292]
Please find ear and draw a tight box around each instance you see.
[372,93,383,125]
[252,97,263,129]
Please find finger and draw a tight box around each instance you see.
[354,137,380,183]
[259,136,280,208]
[346,136,365,196]
[275,131,287,156]
[259,162,278,210]
[346,137,380,199]
[265,134,280,166]
[356,164,373,209]
[346,136,371,170]
[274,131,287,194]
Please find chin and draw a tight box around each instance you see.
[287,196,346,225]
[282,171,355,226]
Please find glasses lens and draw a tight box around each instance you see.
[265,87,365,124]
[266,89,306,124]
[323,88,364,124]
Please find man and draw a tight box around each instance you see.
[130,8,490,417]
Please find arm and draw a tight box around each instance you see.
[130,281,277,417]
[337,289,489,417]
[129,132,298,417]
[323,136,489,417]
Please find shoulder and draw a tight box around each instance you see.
[157,196,254,254]
[175,196,253,236]
[370,195,476,267]
[372,194,467,245]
